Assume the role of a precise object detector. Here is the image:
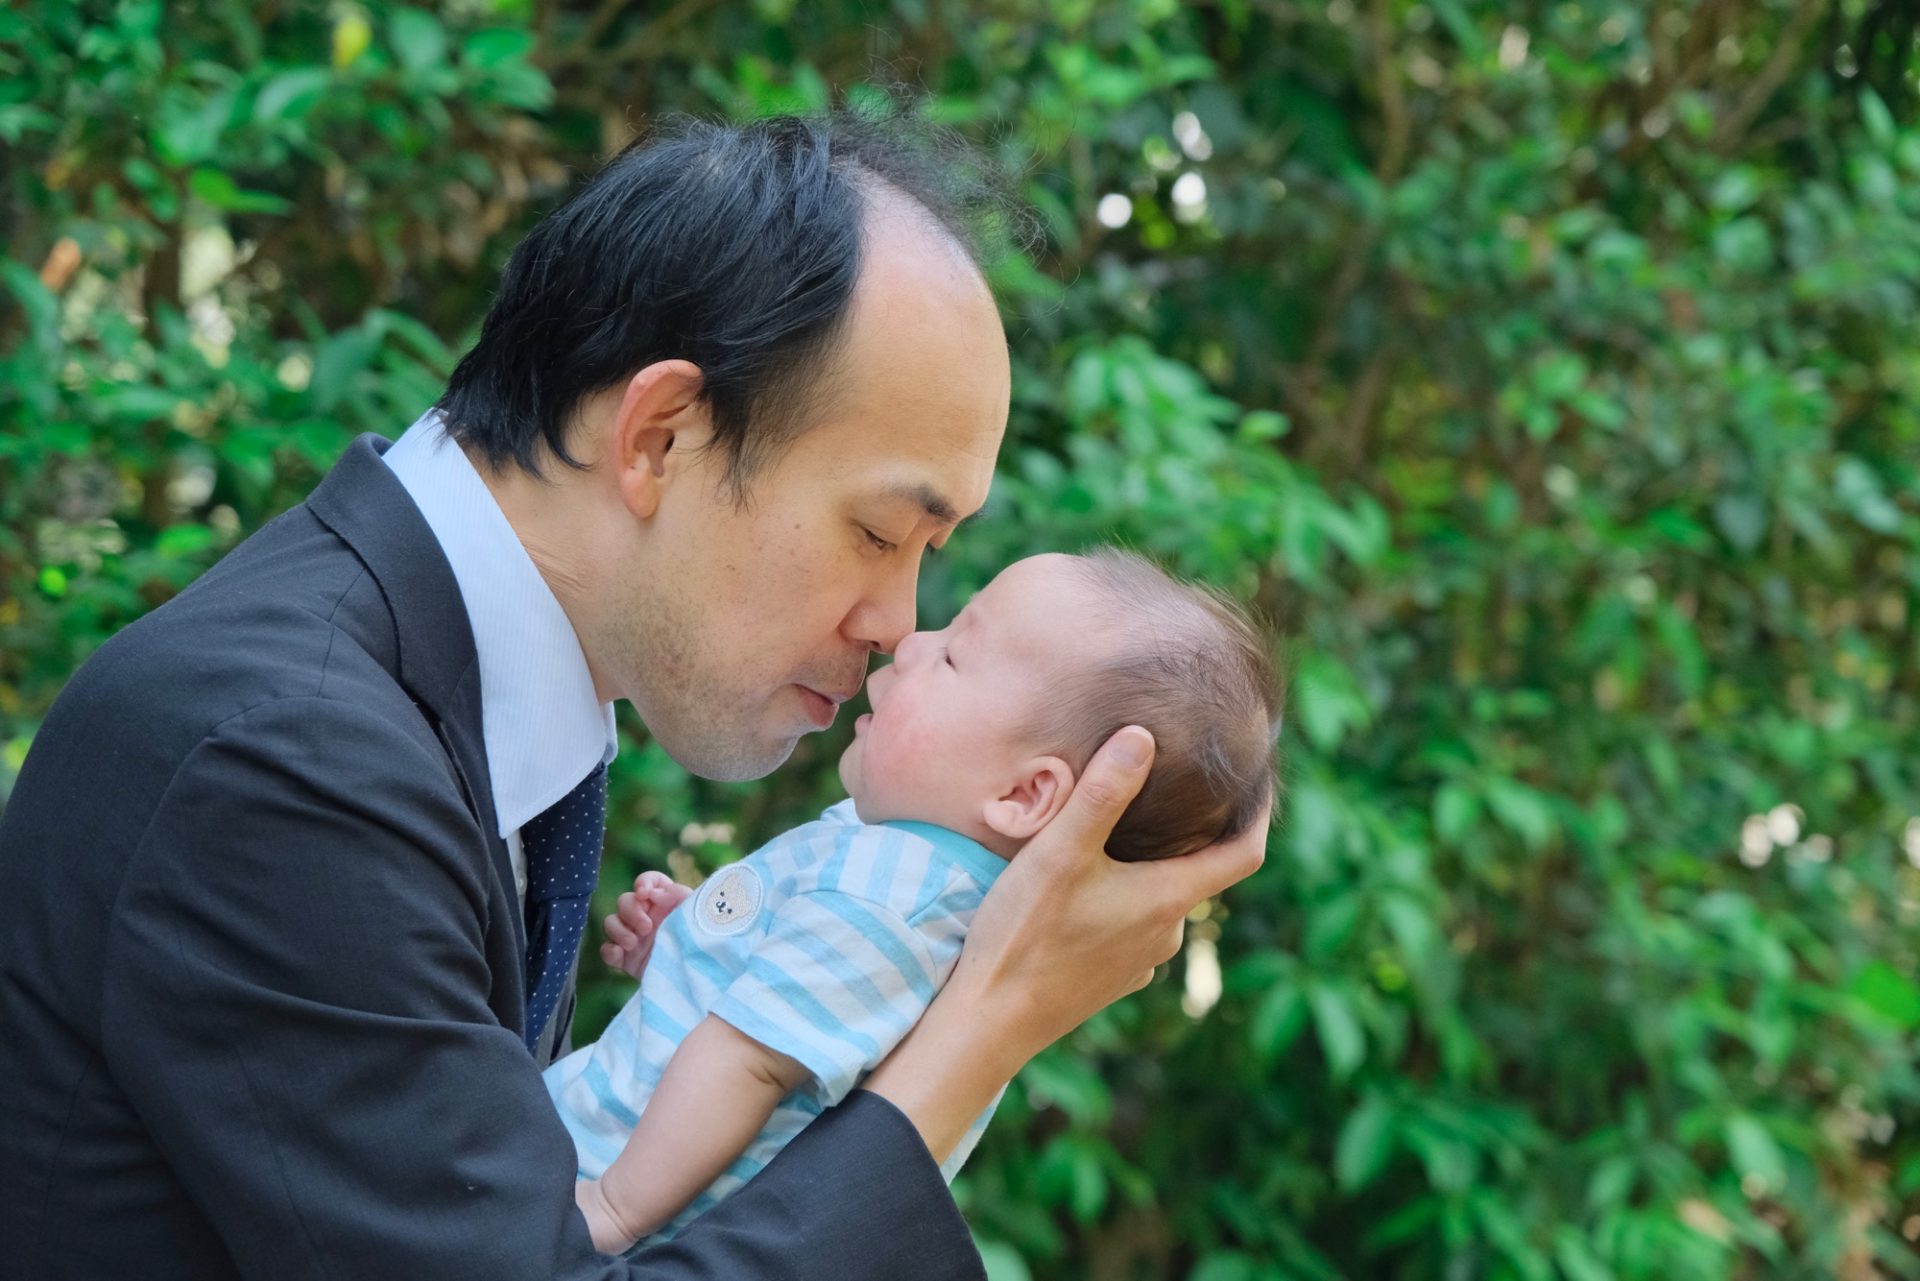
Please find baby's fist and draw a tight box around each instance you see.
[599,870,689,980]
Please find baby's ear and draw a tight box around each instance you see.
[982,757,1075,843]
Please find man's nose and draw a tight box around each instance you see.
[846,568,919,656]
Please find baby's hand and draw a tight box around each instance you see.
[574,1176,642,1255]
[599,870,688,979]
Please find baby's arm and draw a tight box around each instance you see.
[574,1014,809,1253]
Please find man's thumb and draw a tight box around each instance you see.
[1059,725,1155,842]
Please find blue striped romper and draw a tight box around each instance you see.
[542,800,1008,1239]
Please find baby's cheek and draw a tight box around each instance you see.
[872,714,945,794]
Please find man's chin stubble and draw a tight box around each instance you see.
[659,715,801,783]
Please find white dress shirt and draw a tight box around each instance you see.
[383,409,618,904]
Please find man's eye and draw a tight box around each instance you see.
[862,528,896,553]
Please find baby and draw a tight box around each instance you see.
[544,549,1281,1253]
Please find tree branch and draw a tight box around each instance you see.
[1712,0,1827,154]
[544,0,722,73]
[1302,0,1410,375]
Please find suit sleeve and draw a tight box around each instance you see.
[102,696,981,1281]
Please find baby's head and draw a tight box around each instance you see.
[840,550,1280,861]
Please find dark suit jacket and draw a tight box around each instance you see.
[0,434,983,1280]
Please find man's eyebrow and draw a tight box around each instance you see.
[881,482,982,528]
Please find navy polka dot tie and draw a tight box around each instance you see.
[520,763,607,1053]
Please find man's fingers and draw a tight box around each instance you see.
[1046,725,1155,855]
[1153,799,1272,904]
[1154,919,1186,968]
[1117,923,1186,997]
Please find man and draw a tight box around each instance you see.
[0,112,1265,1278]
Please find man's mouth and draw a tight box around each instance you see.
[796,685,847,729]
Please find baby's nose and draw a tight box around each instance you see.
[897,629,939,663]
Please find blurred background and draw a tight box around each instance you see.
[4,1,1919,1277]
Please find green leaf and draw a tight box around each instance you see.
[389,8,448,74]
[97,384,179,421]
[1552,1230,1611,1281]
[1401,1122,1477,1193]
[1861,88,1896,147]
[1586,1154,1635,1211]
[1188,1252,1257,1281]
[1237,409,1289,442]
[1434,782,1479,844]
[310,326,382,412]
[1642,737,1680,799]
[189,168,292,215]
[1653,605,1706,697]
[1850,961,1920,1028]
[154,523,215,557]
[1250,982,1308,1065]
[1710,168,1760,213]
[1712,217,1771,271]
[1712,493,1767,553]
[1726,1114,1786,1192]
[1535,352,1586,400]
[1482,778,1556,851]
[1068,1146,1106,1222]
[0,259,60,338]
[1292,652,1370,752]
[254,68,331,124]
[1308,984,1365,1079]
[1380,896,1441,971]
[1426,0,1487,57]
[1335,1093,1396,1191]
[153,85,235,167]
[1018,1050,1112,1126]
[1303,893,1361,961]
[482,62,553,110]
[975,1240,1031,1281]
[1366,1195,1442,1250]
[1834,456,1902,533]
[464,27,535,68]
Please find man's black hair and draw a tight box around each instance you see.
[435,106,1011,493]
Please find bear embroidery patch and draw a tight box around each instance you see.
[694,864,764,937]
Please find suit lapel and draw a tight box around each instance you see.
[304,433,529,978]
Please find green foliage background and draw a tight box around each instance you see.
[5,1,1920,1277]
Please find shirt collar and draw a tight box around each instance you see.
[383,409,617,836]
[879,819,1009,891]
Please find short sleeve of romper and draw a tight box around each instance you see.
[707,802,1006,1114]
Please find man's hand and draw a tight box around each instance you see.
[599,871,690,979]
[957,724,1270,1056]
[861,725,1270,1161]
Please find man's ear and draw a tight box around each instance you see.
[982,756,1076,843]
[607,359,707,521]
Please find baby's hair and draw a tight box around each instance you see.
[1034,548,1283,862]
